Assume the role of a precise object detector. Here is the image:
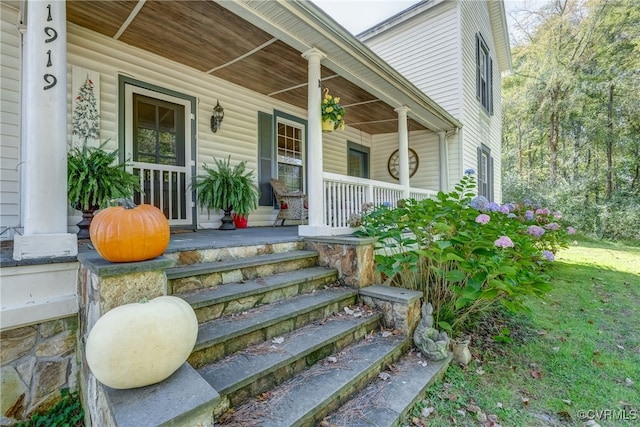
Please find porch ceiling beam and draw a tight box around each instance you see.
[206,37,278,74]
[268,74,339,97]
[348,118,398,126]
[343,99,381,108]
[113,0,146,40]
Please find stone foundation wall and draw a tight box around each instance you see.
[1,316,78,426]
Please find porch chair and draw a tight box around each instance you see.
[270,178,308,226]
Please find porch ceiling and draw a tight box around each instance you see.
[66,0,433,135]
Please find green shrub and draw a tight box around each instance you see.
[355,173,573,334]
[17,389,84,427]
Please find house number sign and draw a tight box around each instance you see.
[43,4,57,90]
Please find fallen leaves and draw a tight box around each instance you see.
[530,369,543,379]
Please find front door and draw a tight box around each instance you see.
[123,83,195,227]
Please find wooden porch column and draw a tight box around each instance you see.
[395,106,411,199]
[299,48,331,237]
[13,0,78,260]
[438,131,450,192]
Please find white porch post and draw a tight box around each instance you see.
[299,48,331,237]
[14,0,78,260]
[438,131,450,192]
[395,106,411,199]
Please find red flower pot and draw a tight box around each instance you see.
[232,213,248,228]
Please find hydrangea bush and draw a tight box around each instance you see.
[354,174,574,334]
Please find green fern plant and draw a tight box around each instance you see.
[67,140,140,210]
[193,156,259,217]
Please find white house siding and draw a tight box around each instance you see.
[65,24,350,228]
[362,0,505,199]
[460,1,503,202]
[362,1,461,119]
[371,131,439,190]
[0,4,22,240]
[322,127,372,176]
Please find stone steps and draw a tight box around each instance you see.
[168,243,450,427]
[218,332,411,427]
[322,350,452,427]
[167,250,321,295]
[199,312,382,415]
[91,236,451,427]
[179,267,338,323]
[188,288,358,369]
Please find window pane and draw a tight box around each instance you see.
[277,163,303,191]
[277,120,304,190]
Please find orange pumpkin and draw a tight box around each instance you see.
[90,200,170,262]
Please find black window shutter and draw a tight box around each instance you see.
[258,111,274,206]
[489,57,494,115]
[488,155,494,202]
[476,34,481,100]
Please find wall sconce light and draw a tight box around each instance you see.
[210,100,224,133]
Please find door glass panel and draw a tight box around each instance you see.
[133,95,184,166]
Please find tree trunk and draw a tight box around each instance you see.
[606,83,614,199]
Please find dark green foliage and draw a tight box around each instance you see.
[193,156,260,216]
[67,140,140,210]
[17,389,84,427]
[503,0,640,242]
[355,175,573,333]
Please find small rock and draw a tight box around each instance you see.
[421,407,435,418]
[378,372,391,380]
[625,378,634,386]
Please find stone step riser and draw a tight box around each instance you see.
[169,255,319,295]
[164,241,306,266]
[191,273,338,324]
[188,294,357,369]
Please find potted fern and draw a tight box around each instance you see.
[67,140,140,238]
[193,156,260,230]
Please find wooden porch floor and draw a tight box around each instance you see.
[1,226,303,268]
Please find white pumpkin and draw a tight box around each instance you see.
[86,296,198,389]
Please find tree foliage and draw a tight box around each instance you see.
[503,0,640,240]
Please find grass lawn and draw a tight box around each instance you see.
[404,236,640,426]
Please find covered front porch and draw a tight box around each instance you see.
[10,0,461,261]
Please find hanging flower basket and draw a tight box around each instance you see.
[322,118,336,132]
[321,88,345,132]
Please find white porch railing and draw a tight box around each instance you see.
[322,172,437,234]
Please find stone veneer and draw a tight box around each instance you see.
[359,285,423,336]
[304,236,377,288]
[1,316,78,425]
[76,252,218,427]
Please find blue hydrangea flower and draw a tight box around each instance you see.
[486,202,501,212]
[464,168,476,175]
[541,250,555,261]
[525,210,534,221]
[470,195,489,211]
